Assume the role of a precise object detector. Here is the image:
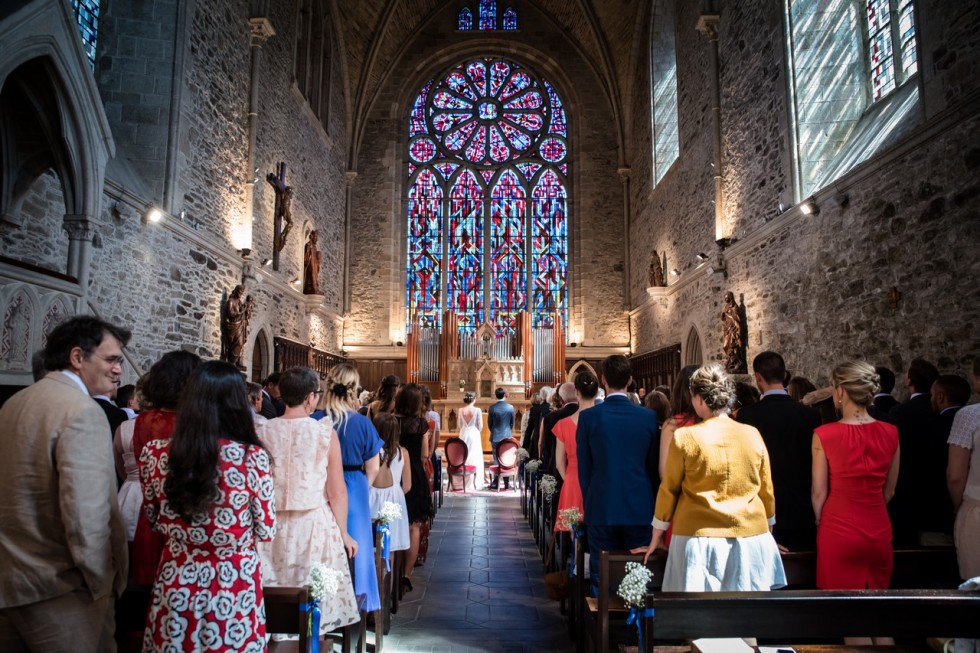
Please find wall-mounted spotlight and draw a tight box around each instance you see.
[142,207,163,224]
[239,248,252,258]
[777,201,791,213]
[290,277,301,286]
[261,258,273,267]
[696,252,709,262]
[800,196,820,215]
[178,209,187,221]
[670,268,681,277]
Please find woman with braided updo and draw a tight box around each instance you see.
[318,363,384,615]
[639,364,786,592]
[812,363,900,588]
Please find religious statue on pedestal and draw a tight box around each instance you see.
[721,290,747,374]
[303,230,321,295]
[221,285,254,370]
[649,250,666,287]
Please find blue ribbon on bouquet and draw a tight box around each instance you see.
[299,600,322,653]
[376,522,391,572]
[626,606,655,652]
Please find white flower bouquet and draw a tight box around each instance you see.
[516,447,530,462]
[525,459,541,474]
[378,501,402,526]
[309,563,343,600]
[617,562,653,609]
[539,474,557,501]
[558,507,582,531]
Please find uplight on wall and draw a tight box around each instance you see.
[800,197,820,216]
[261,258,272,267]
[143,207,163,224]
[696,252,709,262]
[670,268,681,277]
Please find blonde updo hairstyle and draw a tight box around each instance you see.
[688,363,734,412]
[831,361,880,407]
[318,363,360,429]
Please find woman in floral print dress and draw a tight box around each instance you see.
[138,361,276,652]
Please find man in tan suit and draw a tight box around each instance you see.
[0,316,131,652]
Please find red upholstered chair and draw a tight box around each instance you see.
[488,438,520,492]
[444,437,476,492]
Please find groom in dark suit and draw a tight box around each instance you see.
[578,355,660,591]
[488,387,515,489]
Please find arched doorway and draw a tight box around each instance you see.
[684,326,703,366]
[251,330,270,383]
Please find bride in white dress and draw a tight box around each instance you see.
[458,392,485,490]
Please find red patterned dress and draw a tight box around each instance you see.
[131,409,177,584]
[139,439,276,652]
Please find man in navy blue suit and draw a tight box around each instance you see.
[578,355,660,591]
[488,387,515,489]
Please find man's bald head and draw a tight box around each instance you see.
[558,382,576,402]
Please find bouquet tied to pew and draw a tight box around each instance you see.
[539,474,558,502]
[525,459,541,474]
[618,562,655,648]
[558,507,582,532]
[304,563,344,644]
[516,447,530,462]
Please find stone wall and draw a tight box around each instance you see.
[629,0,980,389]
[347,2,629,349]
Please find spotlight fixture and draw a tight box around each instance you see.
[777,201,791,213]
[261,258,272,267]
[670,268,681,277]
[143,207,163,224]
[178,209,186,221]
[800,196,820,216]
[696,252,709,262]
[290,277,301,286]
[239,248,252,258]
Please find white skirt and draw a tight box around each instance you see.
[663,532,787,591]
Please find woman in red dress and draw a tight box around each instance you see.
[139,361,276,652]
[812,361,899,646]
[130,350,201,584]
[553,368,599,531]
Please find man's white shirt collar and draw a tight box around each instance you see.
[61,370,89,396]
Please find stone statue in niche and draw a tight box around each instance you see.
[303,230,321,294]
[721,290,747,374]
[649,250,666,287]
[266,161,294,271]
[448,409,458,432]
[221,285,254,370]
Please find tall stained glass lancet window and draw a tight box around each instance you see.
[458,8,473,31]
[71,0,100,69]
[406,57,569,334]
[479,0,497,30]
[503,7,518,31]
[867,0,917,101]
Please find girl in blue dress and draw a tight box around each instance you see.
[318,364,384,614]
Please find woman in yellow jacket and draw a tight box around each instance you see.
[639,364,786,591]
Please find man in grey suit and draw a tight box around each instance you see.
[488,387,515,489]
[0,316,130,652]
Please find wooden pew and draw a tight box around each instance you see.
[265,586,312,653]
[779,547,960,589]
[372,523,389,650]
[641,588,980,652]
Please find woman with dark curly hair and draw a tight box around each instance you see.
[139,361,275,652]
[130,349,201,584]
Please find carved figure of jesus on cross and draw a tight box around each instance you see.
[266,161,293,271]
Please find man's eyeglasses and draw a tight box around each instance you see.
[94,353,125,366]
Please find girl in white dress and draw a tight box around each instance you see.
[113,417,141,541]
[370,412,411,552]
[458,392,485,490]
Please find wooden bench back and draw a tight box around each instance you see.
[645,589,980,642]
[779,547,960,588]
[264,586,312,652]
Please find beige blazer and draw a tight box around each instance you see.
[0,372,128,608]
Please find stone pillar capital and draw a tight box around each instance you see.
[249,17,276,47]
[696,14,720,40]
[617,167,631,182]
[62,214,97,241]
[345,171,358,187]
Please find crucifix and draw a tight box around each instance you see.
[266,161,293,271]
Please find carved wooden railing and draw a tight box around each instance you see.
[273,337,346,378]
[630,343,681,393]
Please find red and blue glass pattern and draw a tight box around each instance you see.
[489,171,526,333]
[503,7,518,31]
[448,171,485,331]
[531,170,567,328]
[406,169,443,328]
[458,7,473,31]
[427,59,548,166]
[479,0,497,30]
[406,57,568,337]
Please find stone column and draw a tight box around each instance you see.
[62,214,96,295]
[618,167,631,310]
[343,170,357,314]
[245,17,276,252]
[696,12,725,241]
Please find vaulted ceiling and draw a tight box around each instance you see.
[329,0,652,164]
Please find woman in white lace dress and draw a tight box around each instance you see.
[458,392,485,490]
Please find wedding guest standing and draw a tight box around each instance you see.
[370,413,411,553]
[396,383,434,592]
[553,369,599,531]
[258,366,360,637]
[139,361,276,651]
[317,363,384,616]
[641,364,785,593]
[812,361,899,645]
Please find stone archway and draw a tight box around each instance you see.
[251,329,271,383]
[684,326,703,366]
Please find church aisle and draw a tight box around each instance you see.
[383,492,574,652]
